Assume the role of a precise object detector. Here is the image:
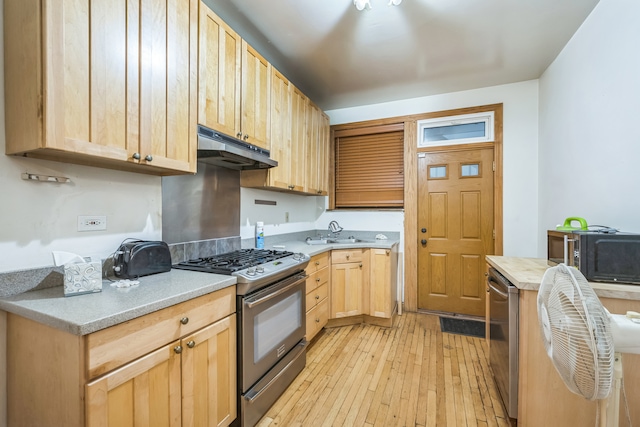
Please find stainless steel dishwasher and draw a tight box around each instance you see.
[487,267,519,419]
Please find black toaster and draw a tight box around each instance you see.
[114,240,172,279]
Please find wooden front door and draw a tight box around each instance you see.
[417,147,494,316]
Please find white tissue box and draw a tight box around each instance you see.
[63,259,102,296]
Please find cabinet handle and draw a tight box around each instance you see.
[144,154,153,162]
[180,317,189,325]
[174,345,183,354]
[132,152,141,160]
[243,134,249,140]
[187,340,196,348]
[237,132,242,138]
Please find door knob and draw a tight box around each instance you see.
[421,239,427,245]
[421,228,426,233]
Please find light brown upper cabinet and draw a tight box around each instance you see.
[241,74,330,195]
[198,3,271,150]
[305,103,330,195]
[4,0,198,175]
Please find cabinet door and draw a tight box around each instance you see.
[182,314,237,427]
[198,3,241,138]
[289,85,307,192]
[317,111,331,195]
[241,41,271,149]
[370,248,392,318]
[304,101,321,194]
[267,69,293,190]
[331,262,364,318]
[86,341,182,427]
[138,0,197,173]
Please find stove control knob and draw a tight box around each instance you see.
[247,267,256,276]
[256,266,265,274]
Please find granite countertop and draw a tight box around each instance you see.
[263,239,399,256]
[0,269,236,336]
[487,256,640,300]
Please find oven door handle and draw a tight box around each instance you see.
[245,275,306,308]
[488,280,509,299]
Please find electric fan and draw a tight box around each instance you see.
[537,264,640,426]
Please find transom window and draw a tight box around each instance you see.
[417,112,494,148]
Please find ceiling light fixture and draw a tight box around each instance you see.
[353,0,371,10]
[353,0,402,10]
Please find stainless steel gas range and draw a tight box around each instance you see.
[174,249,310,427]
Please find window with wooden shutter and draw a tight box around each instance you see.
[334,124,404,208]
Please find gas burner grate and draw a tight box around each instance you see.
[175,249,294,274]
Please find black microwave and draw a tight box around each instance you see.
[547,230,640,285]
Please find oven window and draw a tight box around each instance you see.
[254,292,302,362]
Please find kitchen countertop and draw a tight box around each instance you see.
[487,255,640,300]
[0,269,236,336]
[0,239,398,337]
[265,239,399,256]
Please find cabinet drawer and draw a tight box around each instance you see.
[306,282,328,310]
[331,249,364,264]
[86,286,235,379]
[305,266,329,294]
[306,252,330,274]
[306,298,328,342]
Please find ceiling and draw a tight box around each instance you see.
[204,0,600,111]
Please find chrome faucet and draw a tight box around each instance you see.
[328,221,343,234]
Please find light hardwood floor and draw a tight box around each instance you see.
[258,312,511,427]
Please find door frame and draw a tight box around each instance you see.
[328,103,503,313]
[404,103,503,312]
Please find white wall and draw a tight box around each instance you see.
[538,0,640,256]
[326,80,540,257]
[0,9,163,274]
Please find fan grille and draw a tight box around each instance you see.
[537,265,614,400]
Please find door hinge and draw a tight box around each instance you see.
[492,229,496,240]
[492,161,495,172]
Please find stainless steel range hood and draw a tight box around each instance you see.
[197,125,277,170]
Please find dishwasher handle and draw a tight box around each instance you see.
[488,279,509,299]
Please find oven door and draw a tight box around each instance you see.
[240,272,307,391]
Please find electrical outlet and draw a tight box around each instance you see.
[78,215,107,231]
[285,212,290,223]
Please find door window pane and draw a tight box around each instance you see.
[429,165,447,179]
[461,163,480,177]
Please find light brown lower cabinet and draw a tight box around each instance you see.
[7,286,237,427]
[305,252,330,341]
[329,246,398,328]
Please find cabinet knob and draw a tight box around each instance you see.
[180,317,189,325]
[132,152,141,160]
[315,318,320,323]
[237,132,242,138]
[315,295,320,300]
[144,154,153,162]
[243,134,249,140]
[174,345,183,354]
[187,340,196,349]
[359,263,362,268]
[315,261,320,265]
[317,190,322,194]
[316,277,321,282]
[346,255,350,260]
[386,250,390,255]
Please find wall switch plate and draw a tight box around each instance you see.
[78,215,107,231]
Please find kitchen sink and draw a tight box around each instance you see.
[305,237,373,245]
